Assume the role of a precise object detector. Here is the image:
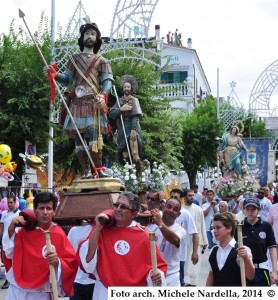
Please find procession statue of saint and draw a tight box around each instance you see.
[109,75,143,172]
[215,126,248,179]
[44,16,114,179]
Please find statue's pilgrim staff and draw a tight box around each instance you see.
[112,85,133,165]
[18,9,100,175]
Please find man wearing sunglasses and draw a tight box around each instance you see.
[148,198,186,286]
[256,188,272,221]
[146,190,166,211]
[79,192,167,300]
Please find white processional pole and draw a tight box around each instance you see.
[216,67,220,177]
[48,0,56,192]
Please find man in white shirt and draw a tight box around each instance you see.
[192,184,203,206]
[0,195,20,289]
[68,223,95,300]
[148,198,186,286]
[257,187,272,221]
[202,190,219,249]
[182,189,208,286]
[170,189,199,286]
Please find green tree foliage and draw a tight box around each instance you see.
[0,14,52,177]
[241,113,268,138]
[179,97,223,186]
[0,16,183,180]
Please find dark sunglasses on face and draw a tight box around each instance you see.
[147,196,158,201]
[113,203,133,211]
[258,192,264,194]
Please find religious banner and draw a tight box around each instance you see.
[241,139,269,187]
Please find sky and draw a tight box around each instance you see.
[1,0,278,110]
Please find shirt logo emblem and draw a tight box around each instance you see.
[259,232,266,239]
[114,240,130,255]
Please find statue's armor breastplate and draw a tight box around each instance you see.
[70,53,102,95]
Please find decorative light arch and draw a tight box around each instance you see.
[249,59,278,117]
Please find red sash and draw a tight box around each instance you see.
[97,225,167,287]
[13,226,78,296]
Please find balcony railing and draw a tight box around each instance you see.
[159,83,193,99]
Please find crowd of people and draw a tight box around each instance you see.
[0,184,277,299]
[0,185,278,300]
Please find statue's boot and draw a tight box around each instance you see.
[76,150,92,179]
[90,151,110,178]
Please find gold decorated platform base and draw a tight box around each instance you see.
[53,178,125,226]
[54,190,121,226]
[65,177,124,193]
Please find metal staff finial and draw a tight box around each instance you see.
[18,9,48,67]
[18,9,25,18]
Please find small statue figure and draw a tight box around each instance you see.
[109,75,143,172]
[241,161,249,177]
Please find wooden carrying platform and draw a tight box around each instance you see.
[54,191,121,226]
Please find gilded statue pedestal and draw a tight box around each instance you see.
[65,177,124,193]
[54,178,125,226]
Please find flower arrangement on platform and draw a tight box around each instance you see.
[144,162,170,191]
[213,174,260,197]
[110,162,170,193]
[110,163,141,193]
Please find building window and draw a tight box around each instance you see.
[161,71,188,84]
